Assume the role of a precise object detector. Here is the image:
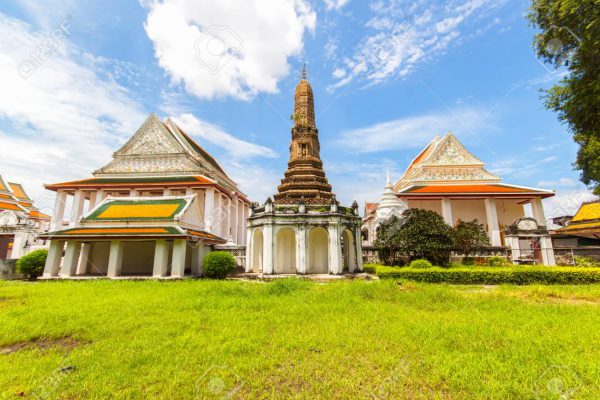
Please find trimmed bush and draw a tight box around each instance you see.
[574,256,599,268]
[202,251,236,279]
[462,256,475,266]
[487,256,508,267]
[409,259,432,269]
[17,249,47,279]
[374,265,600,285]
[362,264,377,274]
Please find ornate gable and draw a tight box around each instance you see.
[425,133,484,166]
[114,113,185,156]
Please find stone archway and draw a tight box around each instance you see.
[251,229,263,273]
[308,227,329,274]
[342,229,356,272]
[275,228,296,274]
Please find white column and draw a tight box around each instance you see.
[153,240,169,277]
[441,198,453,226]
[43,240,65,277]
[87,192,97,213]
[245,227,253,273]
[296,225,307,274]
[226,197,233,242]
[107,240,124,278]
[94,189,105,207]
[185,187,194,196]
[531,197,547,226]
[238,201,245,245]
[231,197,238,243]
[10,232,29,259]
[191,244,206,275]
[204,188,215,233]
[163,188,172,196]
[130,189,139,197]
[354,226,363,272]
[485,198,502,246]
[61,241,82,277]
[76,243,91,275]
[328,223,342,274]
[540,236,556,266]
[52,190,67,231]
[171,239,187,278]
[263,224,274,274]
[214,193,223,237]
[70,190,85,226]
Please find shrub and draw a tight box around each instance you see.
[375,266,600,285]
[487,256,508,267]
[462,256,475,266]
[574,256,599,268]
[452,219,490,256]
[17,249,47,279]
[202,251,236,279]
[409,259,432,269]
[362,264,377,274]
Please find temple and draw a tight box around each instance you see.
[363,133,556,265]
[246,67,363,275]
[0,175,50,259]
[41,113,250,278]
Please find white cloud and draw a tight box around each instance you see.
[171,113,278,159]
[537,178,577,188]
[143,0,316,100]
[324,0,350,11]
[336,108,484,153]
[543,188,597,220]
[329,0,506,89]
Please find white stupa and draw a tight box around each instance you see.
[375,171,406,221]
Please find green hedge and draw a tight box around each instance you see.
[373,265,600,285]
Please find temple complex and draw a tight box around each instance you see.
[0,175,50,259]
[41,114,250,278]
[363,133,556,265]
[246,67,363,275]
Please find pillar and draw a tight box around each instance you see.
[531,197,547,226]
[163,188,172,196]
[51,190,67,231]
[94,189,105,208]
[245,227,253,272]
[43,240,65,277]
[87,192,97,213]
[191,243,207,275]
[153,239,170,277]
[76,242,91,275]
[441,198,453,226]
[354,226,363,272]
[107,240,124,278]
[10,232,29,259]
[171,239,187,278]
[204,188,215,233]
[328,223,342,274]
[263,224,274,274]
[61,241,82,277]
[130,189,139,197]
[232,198,239,244]
[214,193,223,237]
[186,187,195,196]
[296,225,307,274]
[226,197,233,242]
[485,198,502,246]
[70,190,85,226]
[540,236,556,266]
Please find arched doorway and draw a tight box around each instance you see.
[251,229,263,273]
[275,228,296,274]
[308,227,328,274]
[342,229,356,272]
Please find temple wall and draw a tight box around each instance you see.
[496,199,525,227]
[407,199,442,214]
[121,241,156,275]
[451,199,487,226]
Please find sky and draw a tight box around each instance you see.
[0,0,596,220]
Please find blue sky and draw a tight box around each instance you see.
[0,0,595,217]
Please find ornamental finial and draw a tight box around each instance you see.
[301,63,307,80]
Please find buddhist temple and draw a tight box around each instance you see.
[0,175,50,259]
[363,133,557,265]
[41,113,250,278]
[246,67,363,275]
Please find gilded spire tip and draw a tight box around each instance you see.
[301,63,307,80]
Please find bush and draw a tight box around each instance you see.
[17,249,47,279]
[574,256,599,268]
[409,259,432,269]
[202,251,236,279]
[487,256,508,267]
[362,264,377,274]
[452,219,490,256]
[375,266,600,285]
[462,256,475,266]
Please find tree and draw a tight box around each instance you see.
[202,251,236,279]
[17,249,47,280]
[452,219,490,257]
[374,209,455,266]
[529,1,600,194]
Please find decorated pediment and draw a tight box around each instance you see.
[114,113,185,156]
[426,133,484,166]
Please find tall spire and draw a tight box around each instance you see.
[301,63,307,80]
[293,65,315,129]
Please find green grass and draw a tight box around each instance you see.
[0,279,599,399]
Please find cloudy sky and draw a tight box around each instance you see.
[0,0,595,218]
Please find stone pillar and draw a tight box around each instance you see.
[441,198,453,226]
[354,226,363,272]
[185,187,195,196]
[191,244,206,275]
[130,189,139,197]
[232,198,239,244]
[484,198,502,246]
[76,242,91,275]
[214,193,223,237]
[506,236,520,263]
[10,232,29,259]
[107,240,124,278]
[87,192,97,213]
[245,227,253,272]
[163,188,172,196]
[328,223,342,274]
[171,239,187,278]
[43,240,65,277]
[153,239,170,277]
[531,197,547,227]
[52,190,67,231]
[204,188,215,233]
[263,224,274,274]
[226,197,233,242]
[70,190,85,226]
[94,189,105,208]
[296,225,307,274]
[61,241,82,277]
[540,236,556,266]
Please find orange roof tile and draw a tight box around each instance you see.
[571,202,600,222]
[0,202,23,211]
[45,175,214,190]
[29,210,51,220]
[8,183,30,200]
[400,184,553,197]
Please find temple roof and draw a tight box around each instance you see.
[46,175,214,190]
[39,226,225,243]
[85,198,190,222]
[398,183,554,198]
[556,200,600,235]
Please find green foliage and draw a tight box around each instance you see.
[409,259,433,269]
[362,264,377,274]
[452,219,490,256]
[16,250,47,279]
[202,251,236,279]
[374,209,454,266]
[462,256,475,266]
[375,266,600,284]
[487,256,509,267]
[529,1,600,194]
[574,256,600,267]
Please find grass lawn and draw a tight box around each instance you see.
[0,279,599,399]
